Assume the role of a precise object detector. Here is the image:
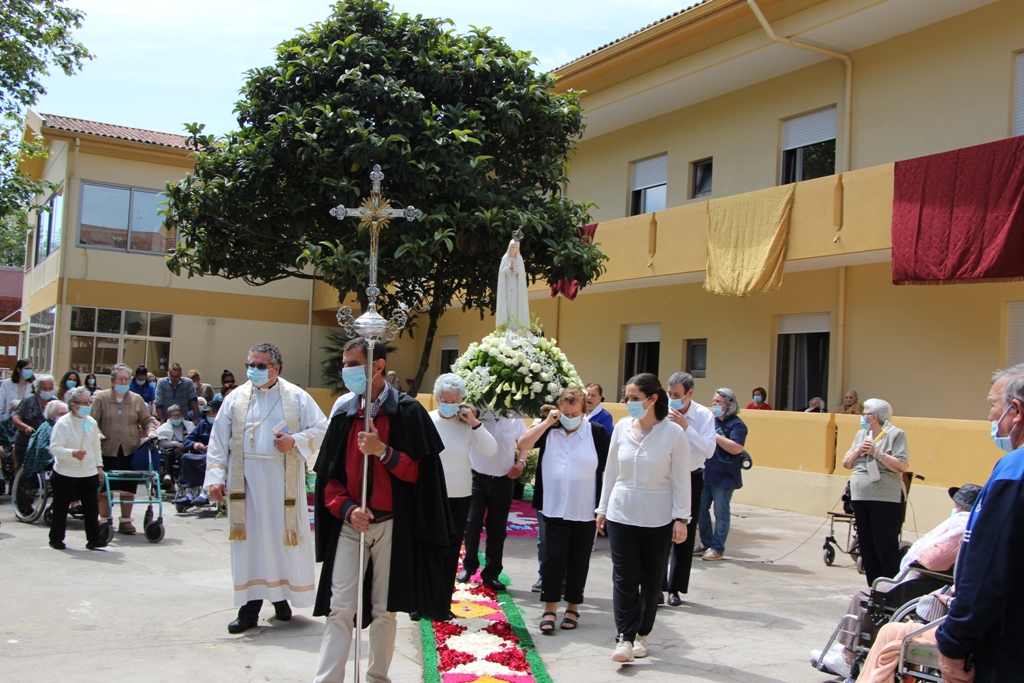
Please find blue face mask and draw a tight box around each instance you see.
[77,405,92,418]
[627,399,649,420]
[753,395,763,404]
[149,381,156,390]
[669,398,684,411]
[246,366,270,387]
[170,418,183,426]
[66,380,77,389]
[992,405,1014,452]
[342,365,367,395]
[438,403,460,418]
[113,383,130,395]
[712,404,724,418]
[860,416,870,430]
[38,390,55,400]
[559,414,583,430]
[135,378,146,385]
[206,416,216,425]
[21,369,33,381]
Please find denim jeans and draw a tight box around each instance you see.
[697,484,734,554]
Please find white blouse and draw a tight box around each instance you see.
[596,417,692,527]
[49,415,104,478]
[541,424,599,522]
[0,377,31,421]
[431,411,497,498]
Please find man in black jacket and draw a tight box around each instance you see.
[937,365,1024,682]
[313,338,452,683]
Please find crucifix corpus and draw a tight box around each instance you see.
[329,164,422,681]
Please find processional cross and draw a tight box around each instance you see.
[328,164,422,682]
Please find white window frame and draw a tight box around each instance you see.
[68,306,173,376]
[77,180,174,256]
[781,107,837,184]
[630,154,668,216]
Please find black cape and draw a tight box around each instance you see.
[313,390,452,624]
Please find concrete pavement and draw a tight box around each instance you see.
[1,494,875,682]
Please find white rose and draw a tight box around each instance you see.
[545,394,554,402]
[530,363,542,373]
[518,366,530,375]
[488,348,499,357]
[504,357,515,367]
[547,382,558,392]
[515,352,526,362]
[531,382,544,393]
[540,373,550,381]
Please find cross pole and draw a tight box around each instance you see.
[329,164,421,682]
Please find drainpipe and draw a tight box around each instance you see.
[747,0,852,175]
[54,137,80,370]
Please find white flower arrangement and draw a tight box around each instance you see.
[452,326,582,418]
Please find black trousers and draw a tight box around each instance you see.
[443,496,473,594]
[850,499,903,586]
[238,599,289,620]
[540,514,596,604]
[665,468,704,594]
[49,472,100,546]
[607,519,673,642]
[463,471,515,581]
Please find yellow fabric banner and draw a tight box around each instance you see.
[704,183,796,296]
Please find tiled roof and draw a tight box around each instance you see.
[554,0,712,71]
[39,113,191,150]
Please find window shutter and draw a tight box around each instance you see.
[1015,53,1024,137]
[631,155,668,191]
[625,323,661,343]
[1008,302,1024,366]
[441,335,459,351]
[777,313,831,335]
[782,107,838,151]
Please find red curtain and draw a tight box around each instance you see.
[892,136,1024,285]
[549,223,598,300]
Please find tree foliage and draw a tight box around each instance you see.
[165,0,606,394]
[0,210,29,267]
[0,0,91,218]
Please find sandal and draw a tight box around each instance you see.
[539,611,557,634]
[560,609,580,630]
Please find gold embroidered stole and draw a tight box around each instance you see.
[227,378,302,546]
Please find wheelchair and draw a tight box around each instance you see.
[12,462,52,524]
[812,563,954,680]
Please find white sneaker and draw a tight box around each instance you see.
[822,647,852,678]
[810,649,823,667]
[633,635,649,658]
[612,636,634,663]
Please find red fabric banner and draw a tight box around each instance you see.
[892,136,1024,285]
[549,223,598,300]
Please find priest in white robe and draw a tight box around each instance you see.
[206,342,328,633]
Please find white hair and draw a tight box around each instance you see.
[44,399,68,421]
[433,373,466,400]
[33,374,54,389]
[716,388,740,417]
[862,398,893,424]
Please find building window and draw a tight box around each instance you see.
[439,335,459,374]
[69,306,172,375]
[33,187,64,267]
[623,323,660,386]
[775,313,830,411]
[28,306,55,373]
[691,158,712,199]
[630,154,667,216]
[1015,52,1024,137]
[78,181,174,254]
[781,107,837,184]
[685,338,707,378]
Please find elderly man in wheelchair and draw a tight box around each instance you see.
[812,483,981,680]
[174,394,221,511]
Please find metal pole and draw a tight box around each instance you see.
[354,340,374,682]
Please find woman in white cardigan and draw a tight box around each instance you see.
[596,372,691,664]
[429,373,497,598]
[47,386,105,550]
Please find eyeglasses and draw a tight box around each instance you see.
[244,362,276,371]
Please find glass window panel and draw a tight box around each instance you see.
[123,311,148,336]
[70,335,95,374]
[129,190,172,253]
[148,340,170,375]
[122,338,147,370]
[48,192,63,256]
[93,337,119,375]
[70,306,96,332]
[149,313,172,338]
[96,309,122,334]
[644,184,666,213]
[80,184,130,248]
[35,208,49,266]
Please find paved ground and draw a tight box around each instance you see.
[0,493,877,682]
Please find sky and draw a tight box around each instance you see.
[34,0,691,138]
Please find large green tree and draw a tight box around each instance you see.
[165,0,606,394]
[0,0,91,219]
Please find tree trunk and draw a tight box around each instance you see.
[408,303,442,397]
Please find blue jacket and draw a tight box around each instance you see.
[936,447,1024,669]
[587,404,615,436]
[703,415,747,490]
[129,380,155,404]
[184,420,213,452]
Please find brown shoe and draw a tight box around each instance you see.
[118,521,137,534]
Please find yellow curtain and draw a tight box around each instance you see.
[704,184,795,296]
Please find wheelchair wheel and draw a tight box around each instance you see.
[43,506,53,526]
[98,520,115,545]
[144,520,164,543]
[12,468,47,523]
[857,556,865,574]
[823,544,836,566]
[143,505,154,529]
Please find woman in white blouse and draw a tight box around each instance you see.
[595,373,691,664]
[518,386,609,634]
[429,374,497,596]
[47,386,106,550]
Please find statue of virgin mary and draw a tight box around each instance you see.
[495,231,530,332]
